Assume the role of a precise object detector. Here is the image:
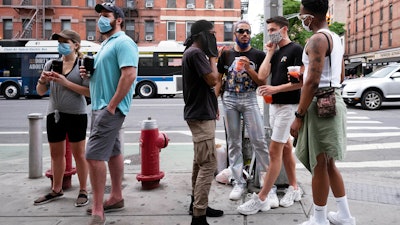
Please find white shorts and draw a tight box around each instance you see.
[269,104,297,143]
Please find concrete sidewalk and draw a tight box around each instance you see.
[0,144,399,224]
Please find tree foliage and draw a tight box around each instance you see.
[251,0,346,48]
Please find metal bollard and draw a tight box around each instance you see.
[28,113,44,178]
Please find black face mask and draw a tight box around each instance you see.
[200,31,218,57]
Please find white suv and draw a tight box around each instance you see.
[341,63,400,110]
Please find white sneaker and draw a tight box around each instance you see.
[328,211,356,225]
[298,216,329,225]
[237,192,270,215]
[268,185,279,208]
[280,185,303,207]
[229,184,245,201]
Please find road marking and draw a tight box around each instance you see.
[347,132,400,138]
[347,120,382,124]
[347,142,400,151]
[347,126,400,130]
[297,160,400,169]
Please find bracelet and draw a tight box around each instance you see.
[37,79,46,85]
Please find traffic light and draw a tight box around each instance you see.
[326,15,331,26]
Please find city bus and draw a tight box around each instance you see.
[0,40,100,99]
[135,41,185,98]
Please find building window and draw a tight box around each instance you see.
[125,20,135,40]
[3,0,12,5]
[205,0,215,9]
[86,19,96,41]
[145,20,154,39]
[347,41,350,54]
[370,11,373,25]
[61,20,71,30]
[362,36,365,51]
[186,21,195,38]
[126,0,135,8]
[61,0,71,6]
[389,4,393,20]
[186,0,195,8]
[389,29,392,47]
[347,24,350,37]
[167,0,176,8]
[379,32,383,48]
[355,19,358,32]
[87,0,95,7]
[363,15,366,30]
[44,19,52,40]
[370,35,373,50]
[355,0,358,11]
[167,21,176,40]
[224,22,233,41]
[3,19,13,39]
[22,19,32,38]
[380,7,383,21]
[224,0,233,9]
[355,39,357,53]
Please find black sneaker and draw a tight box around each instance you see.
[34,190,64,205]
[189,196,224,217]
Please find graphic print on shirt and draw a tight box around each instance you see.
[226,58,257,93]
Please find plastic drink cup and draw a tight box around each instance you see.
[263,95,273,104]
[235,57,244,71]
[288,66,301,83]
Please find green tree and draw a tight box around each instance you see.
[251,0,346,47]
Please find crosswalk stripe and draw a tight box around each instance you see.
[297,160,400,169]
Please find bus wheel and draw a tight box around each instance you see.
[3,83,20,99]
[137,81,157,98]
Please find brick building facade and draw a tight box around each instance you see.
[0,0,242,46]
[346,0,400,74]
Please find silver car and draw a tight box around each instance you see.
[341,63,400,110]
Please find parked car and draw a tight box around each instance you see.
[341,63,400,110]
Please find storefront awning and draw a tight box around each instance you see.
[368,56,400,65]
[345,62,361,70]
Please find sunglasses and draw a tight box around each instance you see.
[297,14,314,21]
[236,29,251,35]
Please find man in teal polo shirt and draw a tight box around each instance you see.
[84,3,138,225]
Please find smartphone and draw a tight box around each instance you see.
[51,59,63,74]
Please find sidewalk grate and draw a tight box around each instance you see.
[346,182,400,206]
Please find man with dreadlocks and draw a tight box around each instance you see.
[291,0,356,224]
[182,19,224,225]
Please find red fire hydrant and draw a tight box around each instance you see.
[45,135,77,190]
[136,117,169,190]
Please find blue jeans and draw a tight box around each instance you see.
[222,91,269,186]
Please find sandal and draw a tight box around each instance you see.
[75,189,89,207]
[34,189,64,205]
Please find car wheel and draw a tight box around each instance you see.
[361,90,382,110]
[2,83,20,99]
[136,81,157,98]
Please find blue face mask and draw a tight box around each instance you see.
[98,16,112,33]
[58,43,72,55]
[235,37,251,50]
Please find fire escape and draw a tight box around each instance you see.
[13,0,54,40]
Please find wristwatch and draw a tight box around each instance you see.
[295,111,304,120]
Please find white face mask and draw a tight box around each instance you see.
[299,14,314,32]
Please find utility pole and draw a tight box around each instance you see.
[263,0,289,186]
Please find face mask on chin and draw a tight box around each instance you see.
[269,29,283,44]
[235,37,250,50]
[98,16,113,34]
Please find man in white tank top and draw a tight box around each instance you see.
[290,1,356,225]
